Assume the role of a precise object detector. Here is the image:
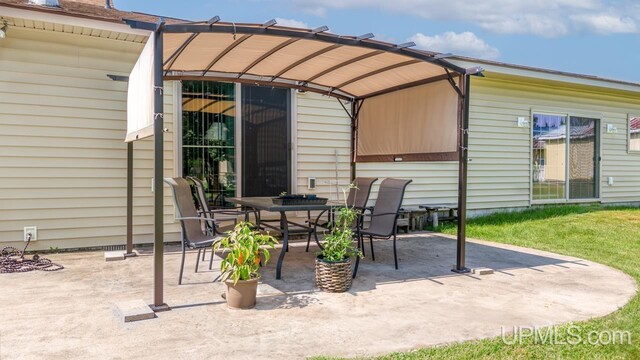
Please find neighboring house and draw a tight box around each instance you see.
[1,0,639,250]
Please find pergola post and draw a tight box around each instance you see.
[126,141,134,255]
[350,100,357,182]
[453,74,471,273]
[151,22,169,311]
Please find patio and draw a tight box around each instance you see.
[0,233,635,359]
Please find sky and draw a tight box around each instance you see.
[116,0,640,83]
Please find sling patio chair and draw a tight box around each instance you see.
[353,178,412,277]
[305,177,378,252]
[165,177,225,285]
[187,176,247,234]
[187,176,248,265]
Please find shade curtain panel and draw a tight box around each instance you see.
[356,79,459,162]
[125,32,155,142]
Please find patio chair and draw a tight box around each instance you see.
[165,177,224,285]
[354,178,412,275]
[187,176,246,264]
[187,176,244,235]
[305,177,378,252]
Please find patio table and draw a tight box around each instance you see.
[227,197,341,280]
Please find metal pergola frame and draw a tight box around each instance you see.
[124,18,475,310]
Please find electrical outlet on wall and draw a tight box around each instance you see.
[24,226,37,242]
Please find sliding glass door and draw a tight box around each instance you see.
[241,85,291,197]
[181,81,292,202]
[532,113,599,201]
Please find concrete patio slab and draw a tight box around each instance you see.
[0,233,635,360]
[115,299,155,322]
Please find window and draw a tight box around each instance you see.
[630,115,640,153]
[181,81,237,207]
[532,113,600,201]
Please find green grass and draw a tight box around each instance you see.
[375,205,640,359]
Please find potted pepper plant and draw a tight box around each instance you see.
[315,189,362,293]
[214,222,278,309]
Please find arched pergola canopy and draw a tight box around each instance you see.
[127,19,467,101]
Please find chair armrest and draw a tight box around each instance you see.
[367,212,402,217]
[175,216,218,222]
[206,210,246,216]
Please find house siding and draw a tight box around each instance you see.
[0,25,180,250]
[294,92,352,200]
[468,74,640,208]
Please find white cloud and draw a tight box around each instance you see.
[410,32,500,60]
[275,17,308,28]
[290,0,640,36]
[571,14,637,34]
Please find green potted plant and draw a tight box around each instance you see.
[214,222,278,309]
[315,189,362,293]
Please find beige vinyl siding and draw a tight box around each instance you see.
[466,77,532,210]
[470,74,640,207]
[295,92,352,200]
[356,162,459,208]
[0,26,179,250]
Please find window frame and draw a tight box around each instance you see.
[628,114,640,154]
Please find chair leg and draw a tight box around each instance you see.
[195,248,201,273]
[361,235,366,257]
[179,242,186,285]
[306,231,311,252]
[369,235,375,261]
[353,233,363,279]
[393,234,398,270]
[209,247,214,270]
[202,247,207,261]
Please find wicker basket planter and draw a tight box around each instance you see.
[315,255,353,293]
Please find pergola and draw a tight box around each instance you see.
[123,18,481,311]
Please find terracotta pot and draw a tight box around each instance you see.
[224,277,259,309]
[315,256,352,293]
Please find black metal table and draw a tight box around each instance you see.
[227,197,340,280]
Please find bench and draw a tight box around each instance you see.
[418,204,458,228]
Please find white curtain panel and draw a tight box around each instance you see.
[125,32,155,142]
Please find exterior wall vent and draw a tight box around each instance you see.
[28,0,60,7]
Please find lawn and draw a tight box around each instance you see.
[381,205,640,359]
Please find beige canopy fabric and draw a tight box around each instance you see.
[159,22,463,101]
[356,79,460,162]
[125,32,155,142]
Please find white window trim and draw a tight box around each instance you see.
[290,89,298,194]
[529,109,603,205]
[628,114,640,154]
[235,83,243,197]
[173,81,183,177]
